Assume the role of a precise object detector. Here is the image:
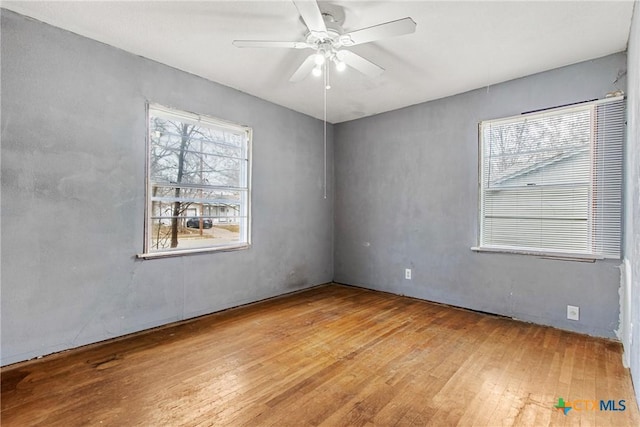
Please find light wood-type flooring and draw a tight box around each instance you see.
[2,284,639,426]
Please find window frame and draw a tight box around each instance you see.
[139,103,252,259]
[472,96,624,261]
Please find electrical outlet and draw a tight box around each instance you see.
[405,268,412,280]
[567,305,580,321]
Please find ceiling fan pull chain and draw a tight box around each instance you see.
[323,61,328,200]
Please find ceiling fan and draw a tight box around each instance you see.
[232,0,417,82]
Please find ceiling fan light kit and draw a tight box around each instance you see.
[232,0,416,83]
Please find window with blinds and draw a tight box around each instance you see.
[478,97,625,258]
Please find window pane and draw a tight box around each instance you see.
[150,118,245,188]
[149,217,244,251]
[484,109,590,187]
[483,185,589,252]
[484,186,589,219]
[483,217,588,252]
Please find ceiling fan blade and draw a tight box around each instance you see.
[341,17,417,46]
[289,54,318,82]
[292,0,327,36]
[337,51,384,78]
[233,40,310,49]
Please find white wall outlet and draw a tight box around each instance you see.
[567,305,580,321]
[405,268,412,280]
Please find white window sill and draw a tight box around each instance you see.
[137,244,250,259]
[470,246,603,262]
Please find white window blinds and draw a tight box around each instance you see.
[479,97,625,258]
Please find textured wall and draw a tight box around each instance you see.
[0,10,333,366]
[334,53,627,339]
[623,0,640,408]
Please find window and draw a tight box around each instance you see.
[477,97,625,259]
[142,104,251,257]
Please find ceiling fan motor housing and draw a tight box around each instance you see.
[305,13,352,51]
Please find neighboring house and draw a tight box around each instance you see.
[154,202,240,225]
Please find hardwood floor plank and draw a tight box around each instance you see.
[2,284,638,426]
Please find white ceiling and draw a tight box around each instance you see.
[2,1,634,123]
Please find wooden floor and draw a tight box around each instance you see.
[2,284,639,426]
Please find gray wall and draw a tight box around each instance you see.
[0,10,333,366]
[623,0,640,408]
[334,53,627,339]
